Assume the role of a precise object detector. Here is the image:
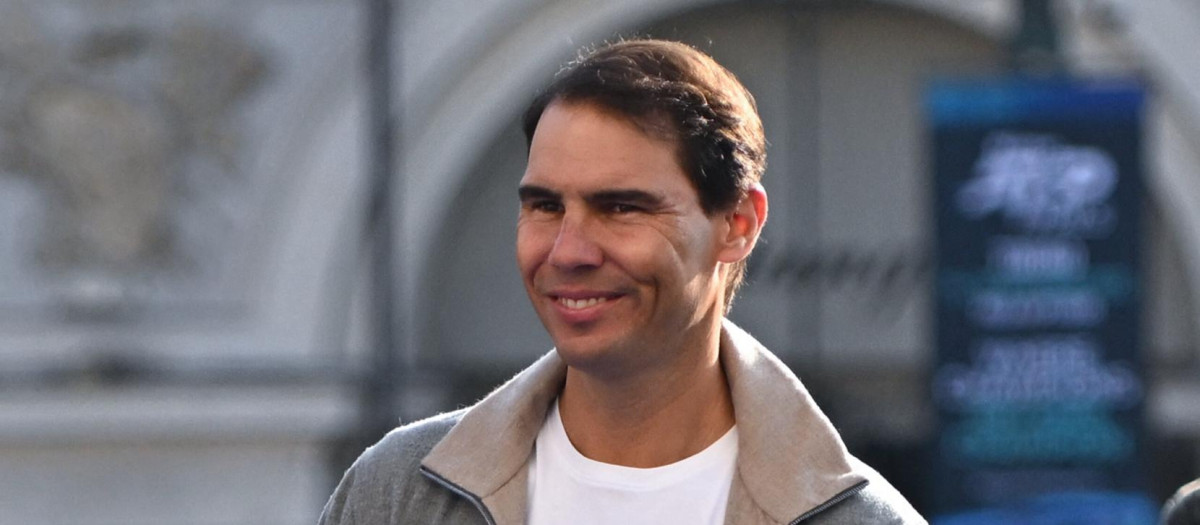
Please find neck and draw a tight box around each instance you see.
[557,321,734,468]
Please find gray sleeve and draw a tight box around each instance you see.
[318,459,360,525]
[315,412,466,525]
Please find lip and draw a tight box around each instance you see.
[546,290,623,324]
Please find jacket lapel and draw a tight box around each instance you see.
[724,471,781,524]
[421,351,566,525]
[720,320,867,524]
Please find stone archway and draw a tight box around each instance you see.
[400,0,1021,360]
[401,0,1200,365]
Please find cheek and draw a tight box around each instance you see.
[607,229,690,285]
[515,223,550,276]
[660,216,719,268]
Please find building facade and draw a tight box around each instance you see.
[0,0,1197,522]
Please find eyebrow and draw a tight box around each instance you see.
[517,185,560,202]
[587,189,665,208]
[517,185,667,209]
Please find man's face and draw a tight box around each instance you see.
[517,101,727,374]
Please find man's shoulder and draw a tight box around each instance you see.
[318,409,471,525]
[349,409,466,479]
[813,458,927,524]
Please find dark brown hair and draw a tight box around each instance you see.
[522,39,767,310]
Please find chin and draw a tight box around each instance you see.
[551,336,626,371]
[552,338,606,363]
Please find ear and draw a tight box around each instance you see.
[716,183,768,264]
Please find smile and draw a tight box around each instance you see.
[557,296,608,310]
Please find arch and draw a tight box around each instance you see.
[402,0,1200,360]
[400,0,1018,360]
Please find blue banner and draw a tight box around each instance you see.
[929,76,1153,524]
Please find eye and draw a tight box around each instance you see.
[526,200,563,214]
[608,202,642,214]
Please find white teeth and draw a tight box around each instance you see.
[560,297,607,310]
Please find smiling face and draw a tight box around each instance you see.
[517,101,732,375]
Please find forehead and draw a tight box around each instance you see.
[522,101,695,196]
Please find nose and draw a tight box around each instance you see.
[547,210,603,270]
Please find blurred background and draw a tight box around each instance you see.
[0,0,1197,523]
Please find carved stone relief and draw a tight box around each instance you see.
[0,2,268,319]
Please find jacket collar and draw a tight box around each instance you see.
[421,319,866,524]
[717,320,867,523]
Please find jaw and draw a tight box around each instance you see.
[551,306,725,387]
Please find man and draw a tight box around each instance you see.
[320,39,924,524]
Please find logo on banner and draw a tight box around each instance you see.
[955,132,1118,236]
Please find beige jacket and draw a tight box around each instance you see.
[320,321,926,524]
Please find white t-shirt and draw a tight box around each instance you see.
[527,401,738,525]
